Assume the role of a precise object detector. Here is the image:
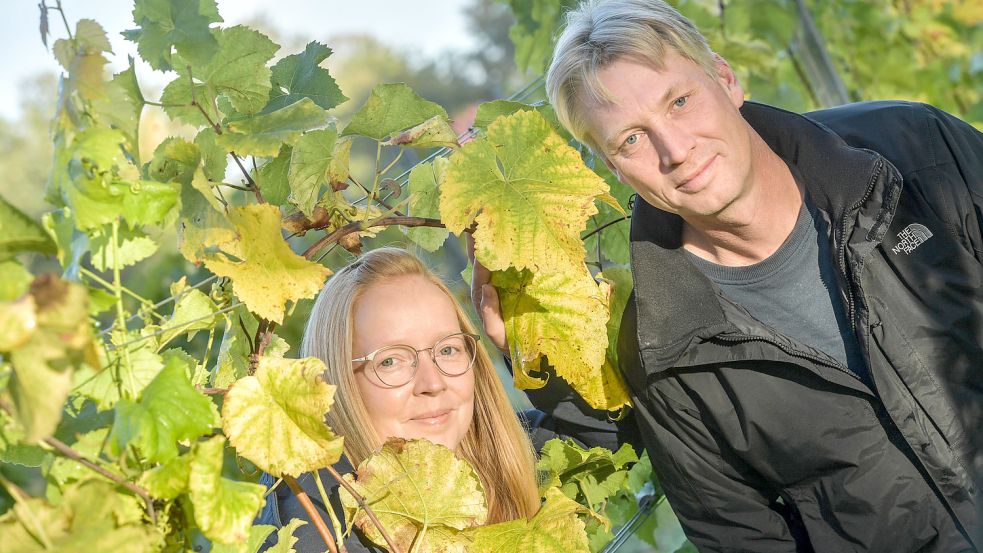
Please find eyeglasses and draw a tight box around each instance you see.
[351,332,479,388]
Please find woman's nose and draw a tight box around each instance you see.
[412,351,447,395]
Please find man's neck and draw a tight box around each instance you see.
[681,135,802,266]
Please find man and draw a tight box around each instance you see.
[471,0,983,550]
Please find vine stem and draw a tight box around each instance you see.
[315,471,349,553]
[580,215,631,241]
[231,152,266,204]
[283,475,339,553]
[302,216,448,260]
[110,219,135,397]
[52,0,73,40]
[42,435,158,524]
[324,465,402,553]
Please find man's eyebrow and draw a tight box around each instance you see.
[602,82,686,151]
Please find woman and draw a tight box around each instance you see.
[258,247,543,551]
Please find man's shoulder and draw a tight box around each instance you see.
[805,100,956,175]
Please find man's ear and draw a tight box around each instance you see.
[712,53,745,108]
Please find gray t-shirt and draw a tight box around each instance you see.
[684,202,869,382]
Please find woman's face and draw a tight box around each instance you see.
[351,275,476,451]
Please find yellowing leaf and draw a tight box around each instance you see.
[341,438,488,552]
[222,356,343,477]
[140,452,193,500]
[440,110,608,273]
[383,114,460,149]
[470,487,594,553]
[189,436,266,545]
[216,97,329,157]
[288,125,349,217]
[492,267,630,412]
[202,204,331,323]
[342,83,449,141]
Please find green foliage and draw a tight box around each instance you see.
[471,487,597,552]
[342,83,451,141]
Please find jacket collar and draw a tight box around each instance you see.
[627,101,901,369]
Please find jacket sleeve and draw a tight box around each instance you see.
[640,377,801,553]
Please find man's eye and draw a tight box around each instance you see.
[625,134,638,146]
[673,96,688,108]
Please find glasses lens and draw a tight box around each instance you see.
[371,345,417,387]
[433,334,477,376]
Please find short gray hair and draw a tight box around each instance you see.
[546,0,716,151]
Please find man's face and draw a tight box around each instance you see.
[582,52,755,220]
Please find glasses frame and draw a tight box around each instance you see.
[351,332,480,388]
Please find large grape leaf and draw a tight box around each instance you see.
[0,480,159,553]
[342,83,450,141]
[255,145,292,206]
[189,436,266,545]
[491,266,631,412]
[160,25,279,126]
[216,97,329,157]
[469,487,594,552]
[287,125,351,217]
[222,356,344,477]
[202,204,331,324]
[440,109,608,273]
[109,354,219,462]
[340,438,488,552]
[0,194,56,260]
[402,157,450,252]
[125,0,223,71]
[266,40,347,113]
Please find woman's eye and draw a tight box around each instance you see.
[673,96,688,108]
[378,357,397,367]
[438,346,457,357]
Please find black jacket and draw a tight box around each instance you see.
[618,101,983,552]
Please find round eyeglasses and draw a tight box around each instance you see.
[351,332,479,388]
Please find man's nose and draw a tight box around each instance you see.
[651,122,696,168]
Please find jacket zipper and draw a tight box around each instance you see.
[712,331,862,382]
[836,156,884,332]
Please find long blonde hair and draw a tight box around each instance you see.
[302,247,541,522]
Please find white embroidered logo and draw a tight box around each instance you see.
[891,223,933,255]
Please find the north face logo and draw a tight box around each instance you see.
[891,223,933,255]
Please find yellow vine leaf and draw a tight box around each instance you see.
[189,436,266,545]
[222,356,344,477]
[340,438,488,552]
[492,266,630,412]
[202,204,330,323]
[439,109,608,273]
[469,487,596,553]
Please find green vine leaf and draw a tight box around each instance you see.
[403,157,450,252]
[109,354,219,463]
[266,40,348,113]
[154,277,219,348]
[140,452,193,500]
[342,83,450,141]
[256,145,293,207]
[469,487,596,553]
[202,204,331,324]
[0,261,33,302]
[0,194,56,261]
[216,97,329,157]
[189,435,266,545]
[212,305,289,388]
[160,25,279,126]
[52,19,112,103]
[491,266,631,412]
[125,0,223,72]
[341,438,488,552]
[288,125,350,217]
[222,356,344,477]
[75,338,164,410]
[88,226,159,272]
[195,128,229,182]
[537,438,638,510]
[440,109,608,273]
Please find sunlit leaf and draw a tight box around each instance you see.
[342,83,449,141]
[216,97,329,157]
[288,125,349,217]
[126,0,222,71]
[140,452,193,500]
[492,266,630,411]
[341,438,488,552]
[189,435,266,545]
[441,110,608,273]
[0,194,57,260]
[202,204,331,324]
[88,226,159,271]
[470,487,595,552]
[222,356,343,477]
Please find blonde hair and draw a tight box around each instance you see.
[302,247,541,522]
[546,0,716,151]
